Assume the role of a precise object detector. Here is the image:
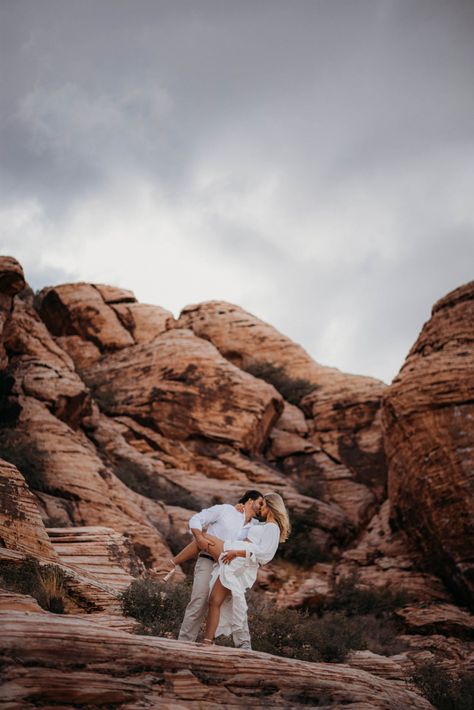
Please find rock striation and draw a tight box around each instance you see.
[1,255,473,707]
[0,611,434,709]
[383,281,474,608]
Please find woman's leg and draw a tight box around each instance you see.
[199,533,225,562]
[204,578,230,642]
[171,540,200,566]
[171,532,225,566]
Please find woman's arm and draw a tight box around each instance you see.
[223,525,280,565]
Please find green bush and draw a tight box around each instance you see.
[120,577,191,638]
[276,511,331,568]
[326,570,410,617]
[0,557,68,613]
[411,661,474,710]
[243,362,316,405]
[120,575,409,662]
[247,595,364,662]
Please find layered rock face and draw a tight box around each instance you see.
[383,281,474,608]
[1,255,473,707]
[179,301,388,531]
[0,612,434,709]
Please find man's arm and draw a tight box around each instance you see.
[188,504,225,549]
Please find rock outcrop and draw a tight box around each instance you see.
[178,301,387,532]
[383,281,474,608]
[1,255,473,708]
[81,328,283,454]
[0,611,434,709]
[0,457,57,561]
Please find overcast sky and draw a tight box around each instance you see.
[1,0,473,383]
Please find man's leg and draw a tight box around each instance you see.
[178,557,214,642]
[232,606,252,650]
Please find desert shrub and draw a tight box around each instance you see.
[111,458,200,510]
[247,590,409,662]
[326,570,410,617]
[246,595,365,662]
[276,510,330,568]
[411,661,474,710]
[0,557,68,613]
[120,577,191,638]
[243,362,316,405]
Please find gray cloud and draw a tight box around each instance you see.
[1,0,473,383]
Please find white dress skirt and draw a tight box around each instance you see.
[208,522,280,638]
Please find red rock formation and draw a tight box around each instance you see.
[383,281,474,609]
[81,328,283,454]
[2,257,473,708]
[178,301,387,531]
[0,458,57,561]
[0,611,434,709]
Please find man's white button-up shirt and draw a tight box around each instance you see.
[188,503,255,542]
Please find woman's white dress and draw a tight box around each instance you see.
[209,522,280,638]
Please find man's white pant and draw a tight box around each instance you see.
[178,556,252,649]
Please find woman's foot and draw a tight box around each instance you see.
[154,560,176,582]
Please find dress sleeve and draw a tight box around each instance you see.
[224,524,280,565]
[188,504,224,532]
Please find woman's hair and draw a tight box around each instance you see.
[264,492,291,542]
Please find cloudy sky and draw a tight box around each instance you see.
[1,0,473,383]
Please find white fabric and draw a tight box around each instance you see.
[210,522,280,638]
[188,503,255,541]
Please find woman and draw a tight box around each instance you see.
[164,492,290,645]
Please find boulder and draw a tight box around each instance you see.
[35,283,135,351]
[82,328,283,454]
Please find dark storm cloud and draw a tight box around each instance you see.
[1,0,473,382]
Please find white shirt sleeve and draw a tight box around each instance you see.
[188,504,225,532]
[223,523,280,565]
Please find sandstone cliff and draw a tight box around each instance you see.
[0,255,472,709]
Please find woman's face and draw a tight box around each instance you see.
[260,501,269,519]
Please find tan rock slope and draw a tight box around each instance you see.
[1,255,473,708]
[1,611,434,709]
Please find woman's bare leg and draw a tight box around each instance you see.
[199,533,225,562]
[204,578,230,642]
[171,540,200,566]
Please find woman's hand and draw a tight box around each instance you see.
[221,550,238,564]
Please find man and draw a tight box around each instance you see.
[178,489,263,649]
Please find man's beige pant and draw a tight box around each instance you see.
[178,556,252,649]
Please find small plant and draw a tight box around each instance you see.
[0,557,68,613]
[276,510,331,568]
[243,362,316,405]
[326,570,410,617]
[120,577,191,638]
[411,660,474,710]
[246,595,364,663]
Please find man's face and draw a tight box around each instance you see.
[251,496,264,516]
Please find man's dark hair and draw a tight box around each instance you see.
[238,489,263,504]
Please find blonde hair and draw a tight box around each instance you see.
[264,492,291,542]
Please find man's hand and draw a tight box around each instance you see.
[192,528,215,552]
[221,550,238,564]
